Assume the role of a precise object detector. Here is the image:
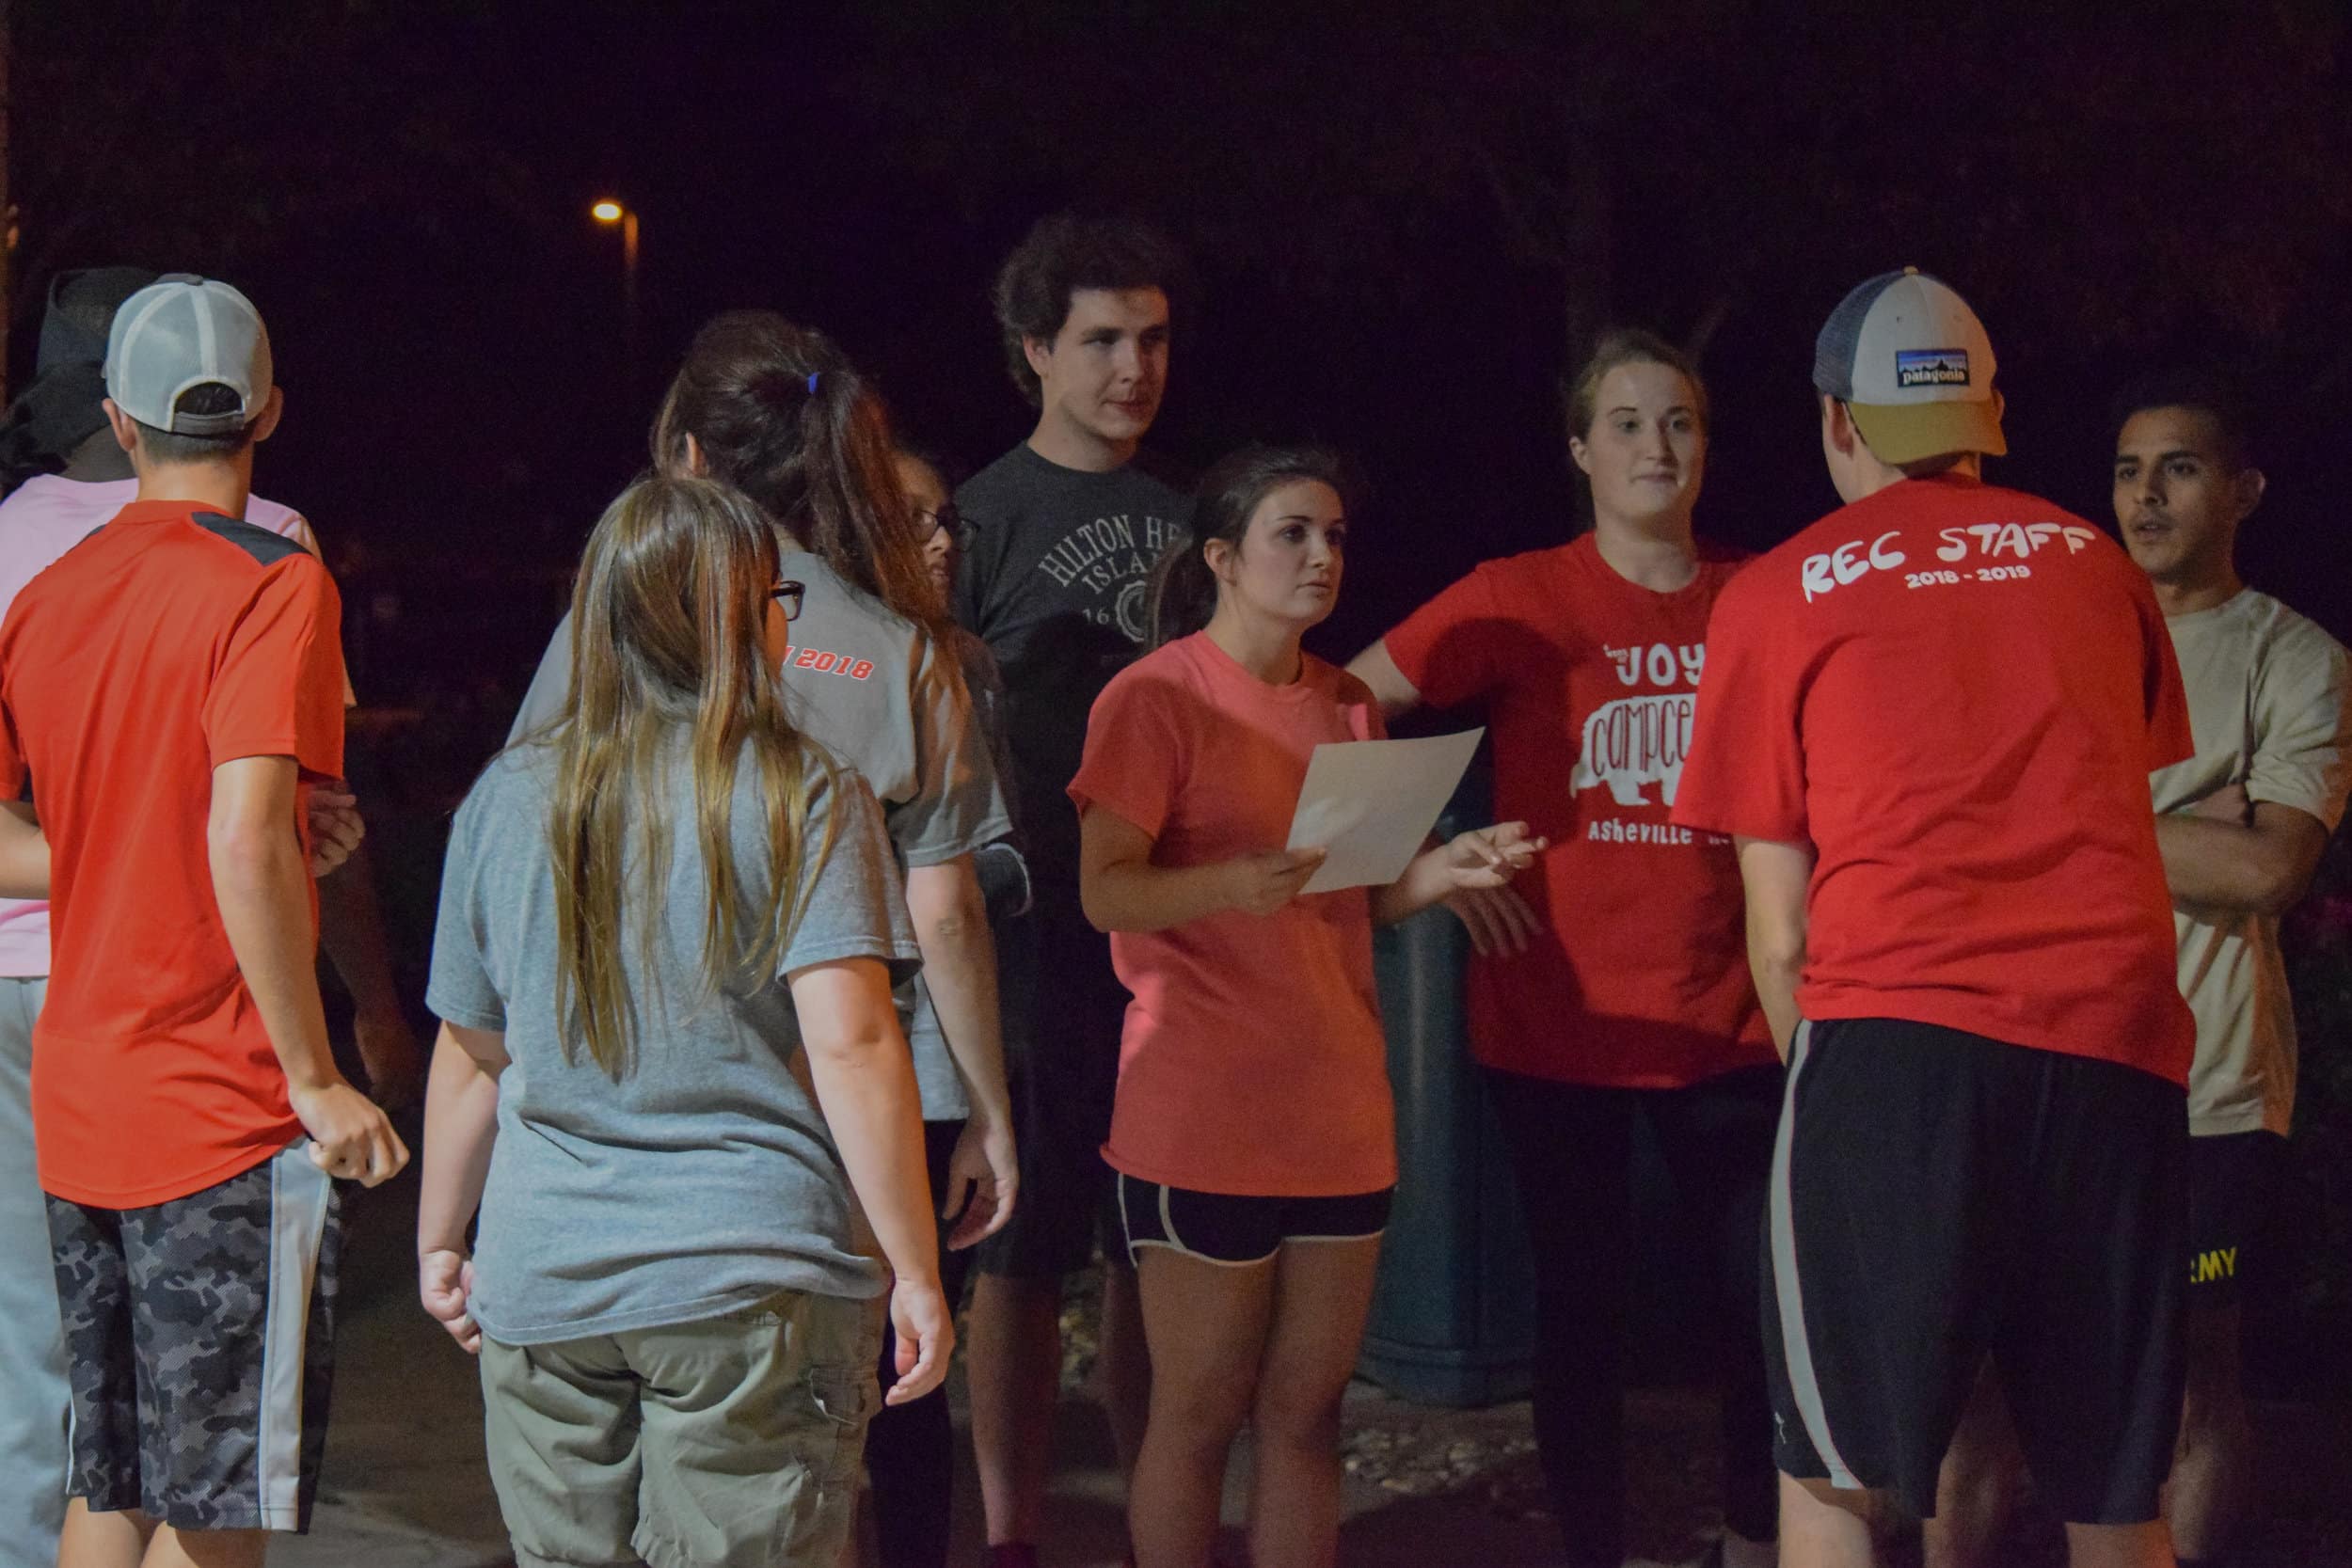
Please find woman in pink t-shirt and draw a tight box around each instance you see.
[1072,446,1542,1568]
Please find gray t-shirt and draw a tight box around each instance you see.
[427,742,921,1345]
[507,546,1011,1118]
[952,445,1191,891]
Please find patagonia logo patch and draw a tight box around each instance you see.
[1896,348,1970,388]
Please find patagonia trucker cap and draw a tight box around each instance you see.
[103,275,272,436]
[1812,267,2005,465]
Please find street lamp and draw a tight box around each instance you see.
[592,198,641,390]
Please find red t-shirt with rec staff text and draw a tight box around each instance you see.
[1671,476,2196,1085]
[1070,633,1396,1198]
[1382,534,1772,1086]
[0,501,346,1207]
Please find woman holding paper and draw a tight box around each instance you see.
[1073,445,1541,1568]
[1347,331,1780,1568]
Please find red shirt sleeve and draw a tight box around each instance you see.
[1069,670,1187,839]
[202,556,347,779]
[1672,574,1808,844]
[1382,562,1516,710]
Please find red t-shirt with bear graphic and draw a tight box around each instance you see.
[1383,533,1772,1087]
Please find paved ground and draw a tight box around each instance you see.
[280,1171,1586,1567]
[284,1171,2352,1567]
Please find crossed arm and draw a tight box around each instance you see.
[2157,784,2329,918]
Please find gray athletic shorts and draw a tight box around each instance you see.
[46,1142,341,1533]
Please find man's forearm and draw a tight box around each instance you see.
[1749,956,1803,1059]
[906,860,1010,1124]
[417,1028,500,1256]
[1735,835,1815,1061]
[317,838,404,1020]
[211,826,339,1091]
[2155,813,2312,917]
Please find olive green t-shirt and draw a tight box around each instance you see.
[2152,589,2352,1136]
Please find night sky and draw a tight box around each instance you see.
[16,1,2352,707]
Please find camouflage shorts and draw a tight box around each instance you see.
[44,1142,342,1533]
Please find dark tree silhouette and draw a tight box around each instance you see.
[836,1,2350,375]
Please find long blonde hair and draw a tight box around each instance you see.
[545,475,835,1077]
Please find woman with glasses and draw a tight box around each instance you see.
[1346,331,1779,1568]
[507,319,1020,1566]
[418,475,946,1566]
[898,446,1027,919]
[1079,445,1542,1568]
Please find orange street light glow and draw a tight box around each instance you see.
[592,200,624,223]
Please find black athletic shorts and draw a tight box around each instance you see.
[2186,1129,2286,1307]
[1118,1173,1391,1267]
[976,899,1128,1280]
[46,1143,342,1533]
[1765,1017,2187,1525]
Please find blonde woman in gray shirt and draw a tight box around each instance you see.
[420,475,946,1567]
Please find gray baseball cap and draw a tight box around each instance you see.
[103,275,273,436]
[1813,267,2005,464]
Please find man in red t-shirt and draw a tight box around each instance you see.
[0,277,405,1563]
[1674,270,2195,1568]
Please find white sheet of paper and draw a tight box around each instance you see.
[1285,729,1485,895]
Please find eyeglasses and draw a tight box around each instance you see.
[915,505,963,546]
[771,578,804,623]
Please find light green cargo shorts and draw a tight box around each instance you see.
[479,1289,884,1568]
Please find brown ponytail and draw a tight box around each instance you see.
[652,311,946,628]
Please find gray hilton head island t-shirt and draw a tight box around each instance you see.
[507,545,1013,1121]
[951,445,1193,894]
[427,743,921,1345]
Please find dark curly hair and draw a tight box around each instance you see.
[991,214,1190,406]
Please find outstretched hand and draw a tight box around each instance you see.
[1440,822,1547,892]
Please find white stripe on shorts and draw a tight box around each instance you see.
[1770,1020,1861,1490]
[1116,1173,1278,1269]
[258,1143,331,1529]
